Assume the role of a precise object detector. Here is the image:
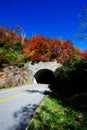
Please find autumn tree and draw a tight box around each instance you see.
[24,36,49,62]
[0,26,21,44]
[24,35,81,63]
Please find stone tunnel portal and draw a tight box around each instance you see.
[34,69,56,84]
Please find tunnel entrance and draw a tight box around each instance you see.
[34,69,55,84]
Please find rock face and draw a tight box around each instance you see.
[0,66,30,89]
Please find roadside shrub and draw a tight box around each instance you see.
[53,58,87,93]
[54,66,72,91]
[3,41,13,50]
[4,50,19,61]
[74,59,87,81]
[0,49,24,67]
[63,57,80,69]
[17,61,24,67]
[4,41,23,53]
[14,42,23,53]
[0,55,10,68]
[54,66,72,79]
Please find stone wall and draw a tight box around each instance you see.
[26,62,61,83]
[0,62,62,88]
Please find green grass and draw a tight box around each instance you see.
[28,95,87,130]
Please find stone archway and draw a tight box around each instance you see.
[34,69,56,84]
[26,61,62,83]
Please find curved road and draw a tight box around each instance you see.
[0,84,49,130]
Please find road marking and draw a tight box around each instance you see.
[0,86,47,103]
[0,91,26,103]
[0,88,41,103]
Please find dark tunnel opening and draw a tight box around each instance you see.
[34,69,56,84]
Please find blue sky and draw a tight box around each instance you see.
[0,0,87,50]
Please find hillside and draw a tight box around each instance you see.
[0,26,30,88]
[0,26,83,66]
[0,26,86,88]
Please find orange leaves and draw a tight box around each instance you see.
[24,36,50,62]
[29,36,49,52]
[24,47,30,57]
[23,35,81,63]
[0,25,82,63]
[29,50,35,57]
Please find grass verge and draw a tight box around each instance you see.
[28,94,87,130]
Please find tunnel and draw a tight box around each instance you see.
[34,69,56,84]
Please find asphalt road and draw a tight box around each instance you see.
[0,84,49,130]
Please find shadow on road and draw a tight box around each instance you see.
[26,90,49,95]
[8,89,49,130]
[9,104,38,130]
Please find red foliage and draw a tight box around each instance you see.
[0,26,82,63]
[24,36,50,61]
[24,36,81,63]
